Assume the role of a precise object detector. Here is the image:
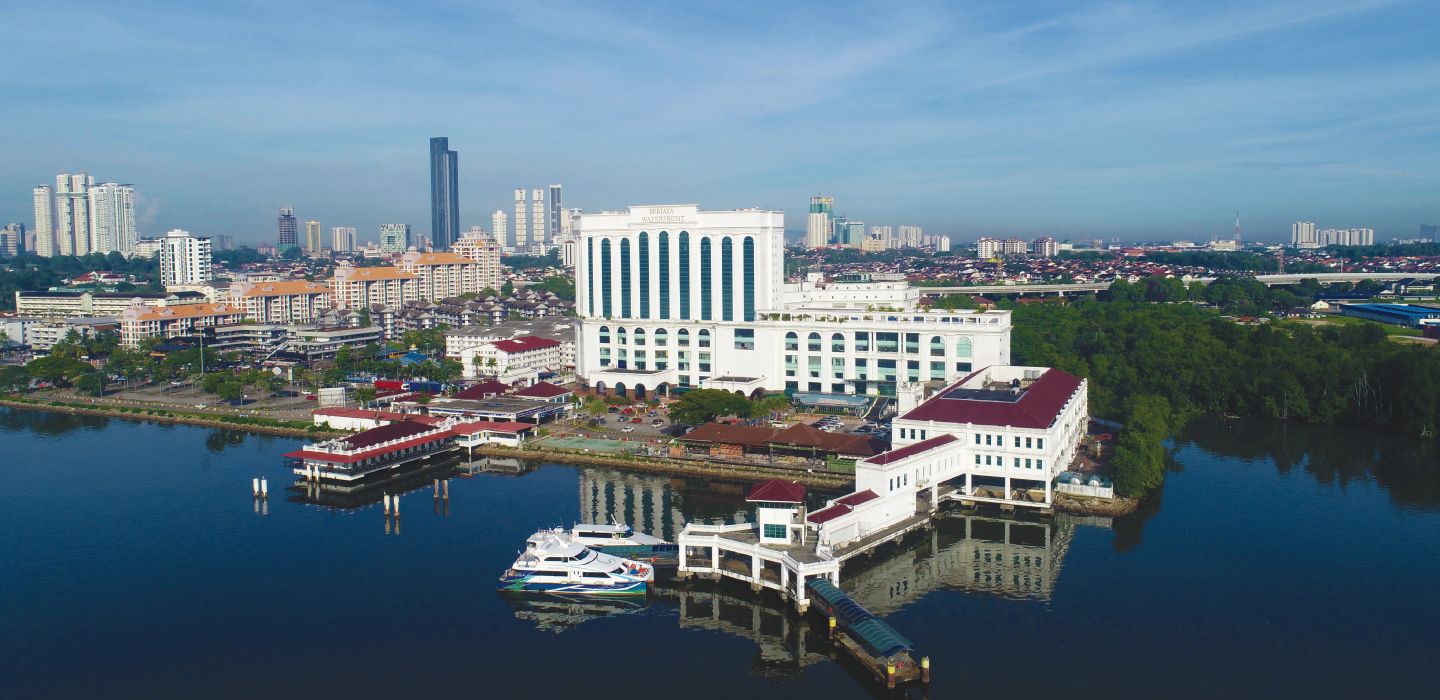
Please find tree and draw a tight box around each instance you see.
[73,372,105,397]
[0,365,30,391]
[353,386,377,405]
[581,397,609,417]
[501,280,515,297]
[670,389,755,425]
[216,381,244,403]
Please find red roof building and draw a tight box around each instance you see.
[746,478,806,503]
[512,381,571,401]
[898,367,1084,429]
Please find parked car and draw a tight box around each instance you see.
[631,416,642,424]
[621,426,635,433]
[304,394,317,401]
[651,419,664,426]
[607,406,620,413]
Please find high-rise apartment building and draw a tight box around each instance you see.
[32,186,54,257]
[1032,237,1059,257]
[331,226,357,253]
[1420,224,1438,242]
[277,207,298,253]
[548,184,564,239]
[87,183,136,255]
[1291,221,1317,247]
[305,220,323,253]
[897,226,924,248]
[429,137,459,250]
[380,223,411,253]
[805,195,833,248]
[55,173,95,256]
[492,210,509,250]
[159,229,213,287]
[513,189,528,249]
[531,188,545,249]
[0,223,24,256]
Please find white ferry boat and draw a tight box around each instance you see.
[527,524,679,563]
[498,535,653,596]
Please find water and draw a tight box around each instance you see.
[3,409,1438,699]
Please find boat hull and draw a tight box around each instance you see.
[496,578,648,596]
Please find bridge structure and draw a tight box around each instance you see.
[916,272,1433,297]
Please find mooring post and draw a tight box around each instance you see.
[921,656,931,683]
[252,477,259,497]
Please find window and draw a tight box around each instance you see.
[784,355,797,377]
[698,329,711,348]
[930,335,944,356]
[633,328,645,346]
[955,336,973,359]
[762,524,787,539]
[808,357,821,378]
[985,434,992,446]
[1025,459,1032,469]
[930,361,946,380]
[1036,459,1043,470]
[743,236,755,322]
[907,360,920,382]
[877,332,899,352]
[678,232,690,319]
[638,232,649,318]
[974,434,981,445]
[904,333,919,353]
[699,237,712,320]
[599,325,610,344]
[785,331,798,351]
[721,237,734,321]
[785,381,798,391]
[920,430,927,440]
[734,328,755,350]
[1014,458,1021,468]
[955,361,973,373]
[658,232,669,319]
[678,328,689,346]
[1037,438,1044,449]
[620,239,632,318]
[975,454,981,465]
[617,327,627,345]
[831,333,845,352]
[1014,436,1021,448]
[654,328,668,347]
[600,239,612,317]
[855,332,870,352]
[698,352,711,372]
[1025,437,1032,449]
[808,332,821,352]
[586,238,595,316]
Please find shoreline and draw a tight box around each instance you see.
[1,395,1139,514]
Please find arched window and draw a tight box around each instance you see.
[785,331,799,351]
[619,239,632,318]
[930,335,944,356]
[600,239,612,317]
[654,328,668,347]
[678,232,690,320]
[677,328,690,346]
[617,327,627,345]
[698,328,711,348]
[721,238,734,321]
[699,237,712,320]
[599,325,610,344]
[808,332,821,352]
[658,232,669,319]
[831,333,845,352]
[633,328,646,346]
[955,336,973,358]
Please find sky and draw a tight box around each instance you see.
[3,0,1438,245]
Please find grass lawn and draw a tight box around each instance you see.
[1281,315,1423,337]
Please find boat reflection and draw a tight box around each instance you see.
[501,592,648,634]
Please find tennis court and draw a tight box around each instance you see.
[532,434,645,454]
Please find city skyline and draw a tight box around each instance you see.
[2,1,1438,243]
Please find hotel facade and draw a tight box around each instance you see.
[575,205,1011,398]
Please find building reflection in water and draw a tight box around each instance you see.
[578,468,752,542]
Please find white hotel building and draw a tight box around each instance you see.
[576,205,1011,399]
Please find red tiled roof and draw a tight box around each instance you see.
[342,419,438,449]
[863,434,958,465]
[680,422,884,457]
[746,478,805,503]
[283,432,448,464]
[450,420,534,435]
[836,490,879,507]
[807,504,851,524]
[513,381,570,398]
[899,368,1084,429]
[680,423,779,447]
[491,335,561,353]
[454,380,511,400]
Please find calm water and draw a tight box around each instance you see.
[3,409,1438,699]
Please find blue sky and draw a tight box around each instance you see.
[3,0,1438,244]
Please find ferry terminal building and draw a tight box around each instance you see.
[574,205,1011,399]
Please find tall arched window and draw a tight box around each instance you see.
[785,331,799,351]
[677,328,690,347]
[600,239,612,317]
[654,328,668,347]
[678,232,690,320]
[658,232,670,319]
[599,325,610,344]
[638,232,650,319]
[742,236,755,322]
[930,336,944,356]
[831,333,845,352]
[634,328,646,346]
[955,336,973,358]
[721,238,734,321]
[808,332,821,352]
[617,327,628,345]
[698,328,711,348]
[619,239,632,318]
[699,237,712,320]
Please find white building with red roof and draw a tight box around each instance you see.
[460,334,565,386]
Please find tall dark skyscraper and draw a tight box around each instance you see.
[548,184,563,238]
[430,137,459,250]
[276,207,298,253]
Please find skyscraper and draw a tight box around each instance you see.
[277,207,298,253]
[1292,221,1317,246]
[0,223,24,257]
[805,195,833,248]
[32,185,54,257]
[380,223,410,253]
[429,137,459,250]
[55,173,94,256]
[88,183,136,255]
[548,184,563,239]
[159,229,213,287]
[513,189,527,248]
[492,210,509,250]
[305,219,323,253]
[531,188,545,249]
[331,226,357,253]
